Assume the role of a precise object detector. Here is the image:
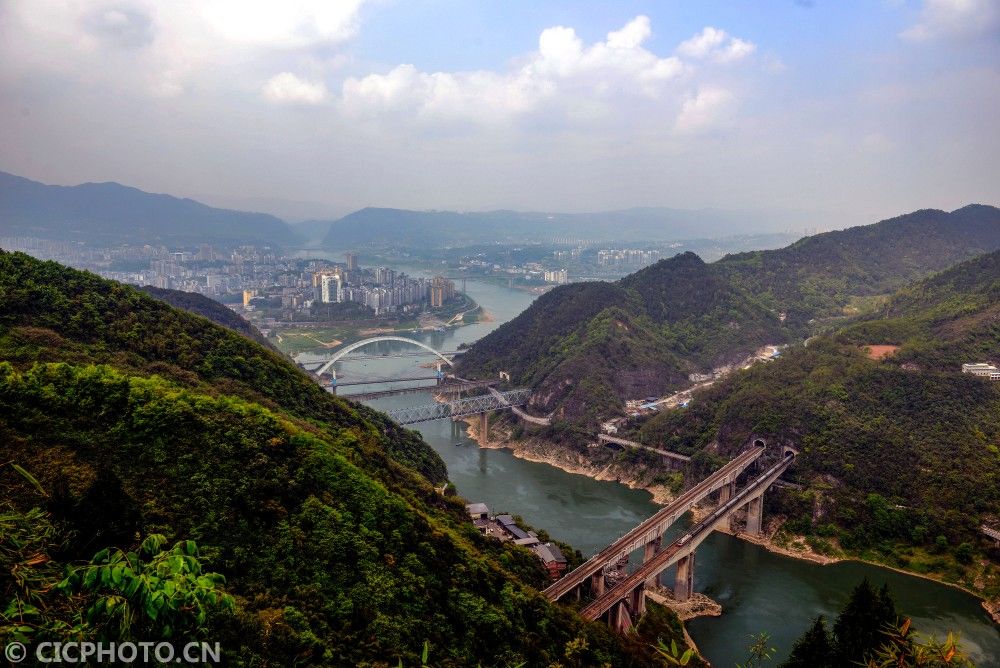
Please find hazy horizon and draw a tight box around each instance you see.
[1,1,997,225]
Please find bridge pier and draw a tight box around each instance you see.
[479,411,489,445]
[630,583,646,617]
[674,552,695,602]
[591,571,605,598]
[718,480,734,504]
[612,600,632,633]
[746,494,763,536]
[643,536,662,588]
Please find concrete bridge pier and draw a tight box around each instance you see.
[612,600,633,634]
[479,411,489,445]
[674,552,695,602]
[591,571,605,598]
[746,494,763,535]
[643,536,662,588]
[630,583,646,617]
[719,480,734,504]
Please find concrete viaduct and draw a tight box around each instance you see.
[543,440,797,634]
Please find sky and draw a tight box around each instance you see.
[0,0,997,224]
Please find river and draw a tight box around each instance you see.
[296,268,1000,666]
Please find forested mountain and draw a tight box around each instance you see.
[633,250,1000,591]
[0,171,297,247]
[459,205,1000,425]
[139,285,274,349]
[0,251,683,665]
[321,206,819,248]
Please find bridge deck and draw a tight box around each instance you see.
[336,375,441,387]
[342,379,500,401]
[579,453,795,620]
[542,446,765,602]
[385,388,532,425]
[982,526,1000,542]
[598,434,692,463]
[488,387,552,426]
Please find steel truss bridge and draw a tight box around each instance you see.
[341,378,500,402]
[385,388,532,425]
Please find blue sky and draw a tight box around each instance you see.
[0,1,996,225]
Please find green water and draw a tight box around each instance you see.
[298,265,1000,665]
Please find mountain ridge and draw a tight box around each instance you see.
[0,170,298,247]
[458,205,1000,425]
[631,250,1000,596]
[320,204,840,248]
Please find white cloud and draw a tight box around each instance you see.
[901,0,1000,41]
[674,86,736,134]
[200,0,365,47]
[340,16,757,128]
[263,72,328,104]
[677,27,756,63]
[0,0,368,98]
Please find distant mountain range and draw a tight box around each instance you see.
[0,171,296,247]
[457,205,1000,424]
[1,170,844,249]
[320,206,836,248]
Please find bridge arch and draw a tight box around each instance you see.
[314,336,455,376]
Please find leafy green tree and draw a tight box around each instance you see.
[653,638,695,666]
[833,579,898,664]
[58,534,234,641]
[779,616,833,668]
[867,618,974,667]
[737,632,776,668]
[955,543,974,565]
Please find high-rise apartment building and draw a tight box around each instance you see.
[430,276,455,307]
[321,274,342,303]
[345,252,358,272]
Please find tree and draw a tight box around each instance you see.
[867,618,974,668]
[738,632,776,668]
[833,579,898,664]
[780,616,833,668]
[58,534,234,641]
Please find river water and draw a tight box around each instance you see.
[298,269,1000,666]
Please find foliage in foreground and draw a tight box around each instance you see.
[780,579,976,668]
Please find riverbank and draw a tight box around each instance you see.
[463,422,1000,626]
[463,418,678,505]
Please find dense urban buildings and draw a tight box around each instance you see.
[0,237,459,320]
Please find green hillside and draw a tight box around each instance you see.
[633,250,1000,592]
[139,285,275,350]
[0,251,678,666]
[459,205,1000,427]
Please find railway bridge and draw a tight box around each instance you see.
[544,440,797,633]
[579,451,795,632]
[543,443,768,603]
